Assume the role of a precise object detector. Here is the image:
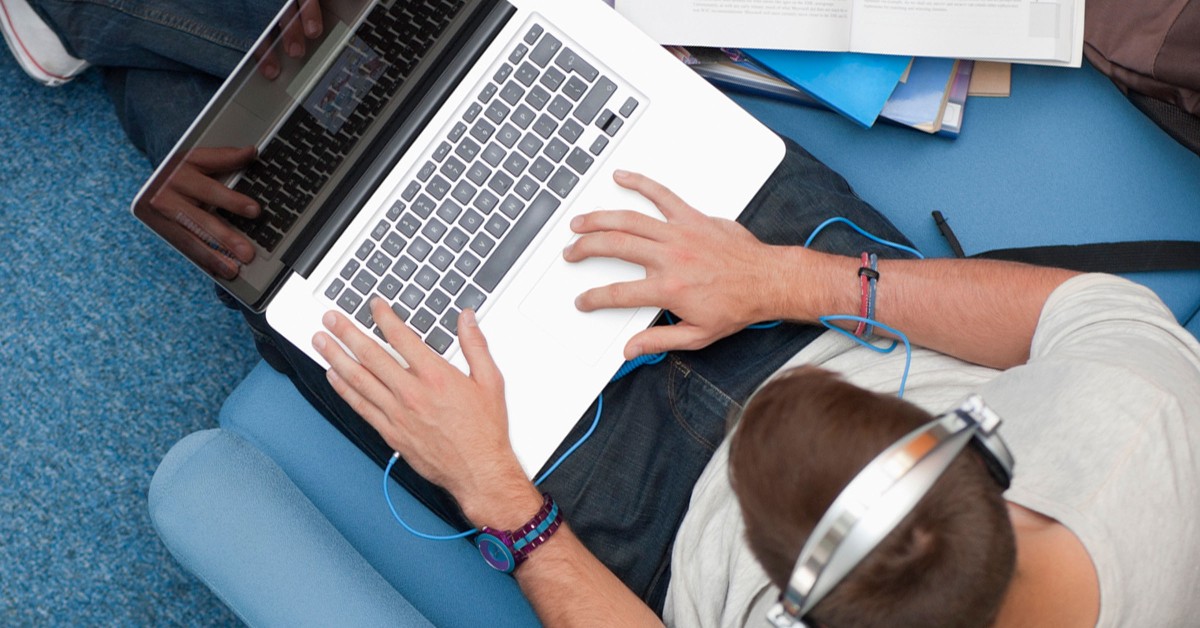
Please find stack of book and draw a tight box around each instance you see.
[669,47,990,138]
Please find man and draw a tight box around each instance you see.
[311,164,1200,626]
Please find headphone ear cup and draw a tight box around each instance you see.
[968,434,1014,490]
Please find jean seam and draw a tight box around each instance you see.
[71,0,254,52]
[667,356,735,452]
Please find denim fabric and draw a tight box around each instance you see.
[232,138,917,614]
[29,0,279,164]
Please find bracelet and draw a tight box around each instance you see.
[863,254,879,338]
[854,252,871,336]
[476,493,562,573]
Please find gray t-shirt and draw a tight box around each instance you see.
[664,274,1200,627]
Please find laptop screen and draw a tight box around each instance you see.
[134,0,490,310]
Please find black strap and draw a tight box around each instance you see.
[933,212,1200,273]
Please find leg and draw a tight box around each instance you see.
[233,136,918,611]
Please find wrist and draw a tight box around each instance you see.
[458,465,543,530]
[765,247,860,323]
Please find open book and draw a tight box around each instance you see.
[615,0,1082,66]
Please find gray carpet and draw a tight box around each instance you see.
[1,52,254,624]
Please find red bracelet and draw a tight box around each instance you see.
[854,252,870,336]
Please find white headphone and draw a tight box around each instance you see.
[766,395,1014,628]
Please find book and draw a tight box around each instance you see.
[741,49,910,128]
[614,0,1081,66]
[878,57,958,133]
[669,47,822,108]
[936,60,974,138]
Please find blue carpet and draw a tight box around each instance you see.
[1,54,253,623]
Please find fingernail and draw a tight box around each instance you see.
[322,311,337,329]
[245,204,260,218]
[627,345,641,359]
[312,334,326,350]
[289,42,304,57]
[236,243,255,262]
[574,295,584,310]
[263,62,280,79]
[326,369,339,383]
[305,19,321,37]
[562,242,574,258]
[462,309,477,327]
[613,169,631,181]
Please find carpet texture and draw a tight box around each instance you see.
[1,53,254,624]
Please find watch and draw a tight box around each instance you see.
[476,493,562,573]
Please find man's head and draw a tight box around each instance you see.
[730,366,1016,628]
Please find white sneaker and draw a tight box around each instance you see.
[0,0,88,86]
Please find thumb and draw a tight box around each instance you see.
[188,145,257,173]
[458,310,502,389]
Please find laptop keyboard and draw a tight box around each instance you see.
[321,18,642,356]
[222,0,468,253]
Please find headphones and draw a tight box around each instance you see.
[766,395,1014,628]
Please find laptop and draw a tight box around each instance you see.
[132,0,784,476]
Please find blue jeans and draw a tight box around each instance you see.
[30,0,281,165]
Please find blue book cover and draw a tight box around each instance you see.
[741,49,911,128]
[880,57,958,133]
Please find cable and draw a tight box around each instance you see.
[804,217,926,260]
[818,315,913,399]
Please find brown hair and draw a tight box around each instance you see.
[729,366,1015,628]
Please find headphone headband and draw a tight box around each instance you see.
[767,395,1014,628]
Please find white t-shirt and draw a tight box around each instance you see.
[664,274,1200,627]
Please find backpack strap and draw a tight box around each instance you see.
[932,212,1200,272]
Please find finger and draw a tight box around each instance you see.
[322,308,413,389]
[314,334,393,430]
[371,298,439,374]
[279,2,306,58]
[148,211,241,279]
[575,278,662,312]
[173,164,261,219]
[152,189,256,263]
[624,322,715,359]
[298,0,323,38]
[562,231,659,268]
[186,145,257,173]
[457,309,502,391]
[569,209,668,241]
[612,170,701,222]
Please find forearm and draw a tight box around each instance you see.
[460,474,663,628]
[761,247,1079,369]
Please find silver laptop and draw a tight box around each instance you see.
[132,0,784,476]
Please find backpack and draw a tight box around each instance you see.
[1084,0,1200,156]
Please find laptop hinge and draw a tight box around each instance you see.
[285,0,515,280]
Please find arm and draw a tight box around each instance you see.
[313,303,662,627]
[566,171,1078,370]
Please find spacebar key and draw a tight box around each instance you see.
[475,190,561,292]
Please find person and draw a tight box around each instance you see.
[10,2,1200,625]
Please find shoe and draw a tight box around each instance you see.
[0,0,88,86]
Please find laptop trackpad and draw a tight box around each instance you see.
[518,241,644,367]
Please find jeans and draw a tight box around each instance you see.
[36,0,915,613]
[30,0,281,165]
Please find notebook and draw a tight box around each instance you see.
[131,0,784,476]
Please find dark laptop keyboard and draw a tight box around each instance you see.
[223,0,467,252]
[322,19,642,356]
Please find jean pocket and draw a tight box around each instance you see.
[667,358,739,452]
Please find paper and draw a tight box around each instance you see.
[615,0,1081,65]
[743,49,911,127]
[879,57,958,133]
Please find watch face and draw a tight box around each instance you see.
[477,533,516,573]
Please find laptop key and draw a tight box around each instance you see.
[417,160,437,181]
[440,156,466,180]
[589,135,609,156]
[544,138,569,162]
[470,119,495,143]
[514,176,539,201]
[324,279,345,300]
[460,208,485,233]
[382,232,406,256]
[433,142,452,162]
[451,179,477,205]
[355,240,375,260]
[619,96,639,117]
[515,62,539,87]
[440,310,461,335]
[485,100,510,125]
[425,327,453,354]
[368,252,391,275]
[498,196,524,220]
[554,48,597,81]
[474,189,499,213]
[436,200,463,223]
[562,76,588,102]
[475,191,561,292]
[421,219,448,243]
[493,63,512,84]
[508,44,528,65]
[392,256,417,280]
[470,232,496,257]
[503,152,530,177]
[399,285,424,309]
[488,170,514,196]
[499,82,524,106]
[525,85,550,110]
[408,238,433,261]
[496,124,520,148]
[426,289,451,313]
[440,270,466,295]
[523,24,543,45]
[401,181,420,201]
[512,104,535,130]
[386,200,405,220]
[540,66,565,91]
[430,247,453,271]
[340,259,360,280]
[379,274,403,299]
[547,96,571,120]
[337,291,364,314]
[533,114,558,139]
[455,284,487,312]
[449,121,468,141]
[603,115,624,136]
[391,302,411,323]
[485,214,511,239]
[415,265,439,290]
[467,160,493,185]
[530,157,554,182]
[412,194,436,218]
[548,167,580,199]
[428,175,451,199]
[455,137,481,162]
[529,33,561,67]
[355,301,376,328]
[411,308,436,333]
[518,133,544,158]
[558,119,584,143]
[455,251,481,276]
[396,212,421,237]
[566,147,594,175]
[481,143,505,168]
[445,227,469,252]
